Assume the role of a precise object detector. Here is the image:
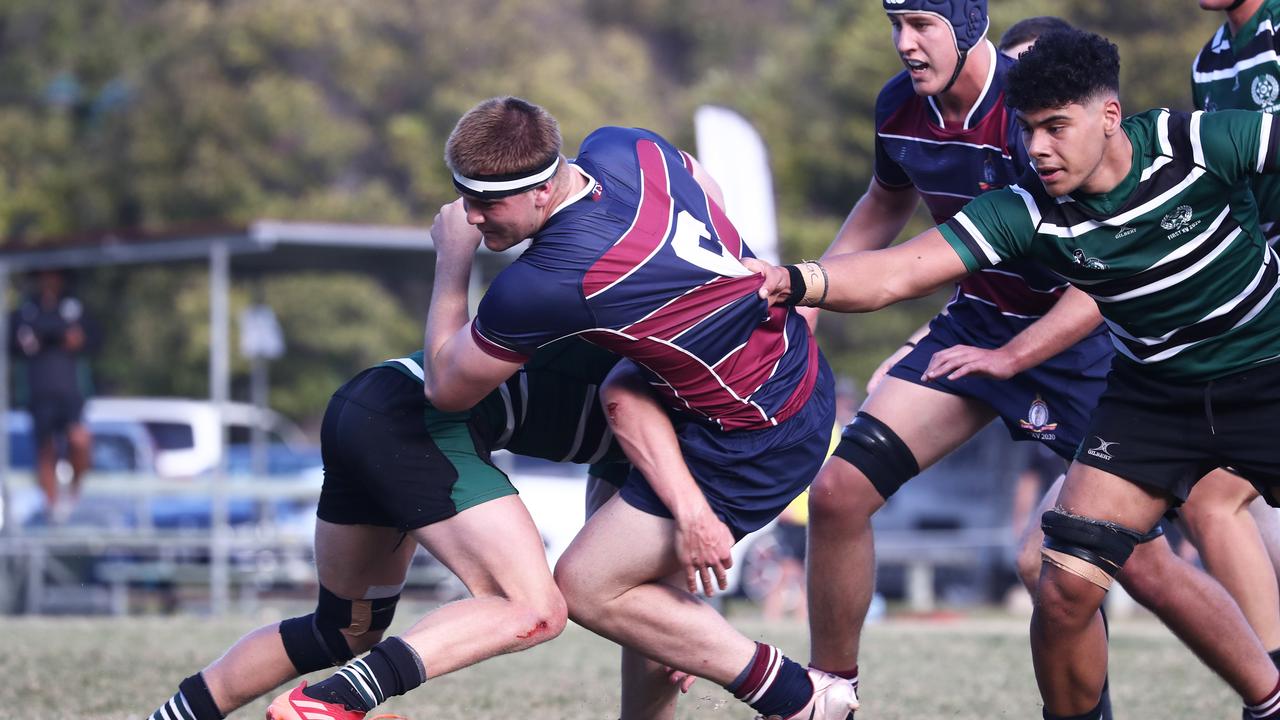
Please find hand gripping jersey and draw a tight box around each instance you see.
[471,127,821,432]
[940,109,1280,381]
[1192,0,1280,243]
[875,44,1109,352]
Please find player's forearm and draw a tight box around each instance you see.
[804,251,940,312]
[997,286,1103,374]
[600,369,709,518]
[763,229,969,313]
[422,250,476,402]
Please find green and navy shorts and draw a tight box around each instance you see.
[316,366,516,531]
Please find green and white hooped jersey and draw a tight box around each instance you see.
[940,108,1280,382]
[381,339,624,465]
[1192,0,1280,114]
[1192,0,1280,240]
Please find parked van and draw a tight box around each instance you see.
[84,397,320,479]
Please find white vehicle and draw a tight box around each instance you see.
[84,397,319,479]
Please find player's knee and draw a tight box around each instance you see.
[811,413,916,525]
[278,584,402,674]
[1037,508,1146,614]
[1115,533,1178,610]
[1015,533,1044,592]
[553,563,592,620]
[511,588,569,647]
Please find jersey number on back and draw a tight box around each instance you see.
[671,210,751,278]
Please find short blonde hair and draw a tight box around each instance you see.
[445,97,562,178]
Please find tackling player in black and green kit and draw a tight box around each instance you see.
[750,28,1280,720]
[146,338,626,720]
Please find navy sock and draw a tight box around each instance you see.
[304,637,426,712]
[149,673,224,720]
[728,643,814,718]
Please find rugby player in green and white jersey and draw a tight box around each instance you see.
[1194,0,1280,245]
[1182,0,1280,668]
[750,28,1280,720]
[146,338,634,720]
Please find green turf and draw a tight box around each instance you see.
[0,605,1241,719]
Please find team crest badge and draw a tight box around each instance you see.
[1019,395,1058,435]
[978,157,997,191]
[1252,74,1280,109]
[1071,248,1107,270]
[1160,205,1193,230]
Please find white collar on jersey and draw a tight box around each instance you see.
[927,39,998,131]
[547,163,598,220]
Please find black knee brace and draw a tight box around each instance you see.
[279,584,401,674]
[831,411,920,499]
[1041,509,1146,589]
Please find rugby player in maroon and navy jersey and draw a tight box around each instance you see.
[419,97,856,720]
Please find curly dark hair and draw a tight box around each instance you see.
[1006,29,1120,112]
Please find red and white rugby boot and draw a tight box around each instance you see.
[265,682,407,720]
[757,668,859,720]
[266,683,361,720]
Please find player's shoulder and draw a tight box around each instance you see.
[577,126,683,191]
[579,126,676,163]
[874,70,918,125]
[1192,24,1230,72]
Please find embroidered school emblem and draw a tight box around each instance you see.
[1019,395,1058,434]
[1160,205,1193,231]
[1252,74,1280,109]
[1071,248,1107,270]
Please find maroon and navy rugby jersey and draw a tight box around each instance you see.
[875,45,1107,349]
[471,126,821,432]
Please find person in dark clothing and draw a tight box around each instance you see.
[11,269,95,522]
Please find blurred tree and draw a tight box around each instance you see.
[0,0,1231,422]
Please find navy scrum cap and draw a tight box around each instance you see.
[883,0,989,54]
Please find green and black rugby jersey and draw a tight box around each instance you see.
[1192,0,1280,241]
[382,337,625,465]
[940,108,1280,382]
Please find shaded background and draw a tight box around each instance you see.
[0,0,1222,427]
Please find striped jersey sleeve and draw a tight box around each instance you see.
[1197,109,1280,182]
[937,186,1039,271]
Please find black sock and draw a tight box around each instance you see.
[304,637,426,712]
[1269,648,1280,671]
[149,673,224,720]
[1044,699,1105,720]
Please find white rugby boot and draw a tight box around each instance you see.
[756,667,859,720]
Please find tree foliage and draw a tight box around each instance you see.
[0,0,1224,422]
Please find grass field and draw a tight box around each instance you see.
[0,602,1242,719]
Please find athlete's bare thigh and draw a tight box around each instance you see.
[314,519,417,598]
[859,376,998,470]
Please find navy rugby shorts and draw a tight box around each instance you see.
[887,311,1108,461]
[619,356,835,540]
